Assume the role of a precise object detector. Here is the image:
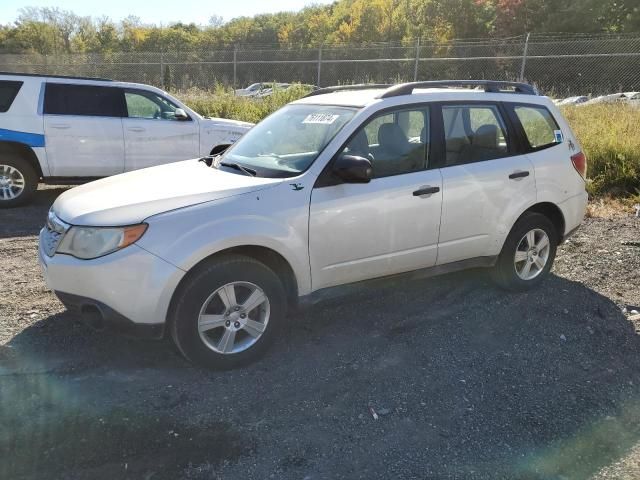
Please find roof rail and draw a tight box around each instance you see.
[377,80,538,98]
[303,84,392,98]
[0,71,113,82]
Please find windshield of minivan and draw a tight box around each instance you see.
[219,104,357,177]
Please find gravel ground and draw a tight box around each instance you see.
[1,186,639,480]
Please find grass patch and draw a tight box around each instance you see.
[175,88,640,198]
[176,84,313,124]
[562,104,640,197]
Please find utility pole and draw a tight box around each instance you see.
[519,33,531,82]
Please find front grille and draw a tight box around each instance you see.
[40,211,69,257]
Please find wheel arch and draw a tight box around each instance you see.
[167,244,300,330]
[519,202,566,241]
[0,141,43,178]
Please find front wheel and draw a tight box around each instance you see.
[491,212,558,291]
[169,255,287,369]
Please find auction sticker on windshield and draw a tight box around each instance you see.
[303,113,340,124]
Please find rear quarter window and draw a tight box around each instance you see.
[0,80,23,113]
[513,105,561,150]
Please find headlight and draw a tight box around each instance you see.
[57,224,148,259]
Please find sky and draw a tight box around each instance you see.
[0,0,335,25]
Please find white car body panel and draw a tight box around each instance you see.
[44,115,125,176]
[39,86,588,331]
[437,153,536,264]
[52,159,281,226]
[309,169,442,289]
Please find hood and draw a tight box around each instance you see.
[53,159,281,226]
[201,117,254,129]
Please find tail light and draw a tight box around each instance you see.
[570,151,587,179]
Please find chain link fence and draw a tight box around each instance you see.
[1,33,639,96]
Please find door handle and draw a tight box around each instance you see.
[509,171,530,180]
[127,127,145,132]
[413,186,440,196]
[50,123,70,129]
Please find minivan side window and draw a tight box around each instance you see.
[442,104,510,167]
[341,107,430,178]
[0,81,23,113]
[44,83,125,117]
[513,105,561,150]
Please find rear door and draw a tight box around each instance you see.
[122,88,198,171]
[435,102,536,264]
[43,83,125,177]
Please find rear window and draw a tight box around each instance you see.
[0,80,23,113]
[514,105,561,150]
[44,83,125,117]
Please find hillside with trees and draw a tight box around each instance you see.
[1,0,639,53]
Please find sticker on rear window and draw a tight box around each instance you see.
[554,130,564,143]
[303,113,339,124]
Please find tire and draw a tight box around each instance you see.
[169,255,287,370]
[0,154,38,208]
[491,212,558,291]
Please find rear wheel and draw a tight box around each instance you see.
[170,255,287,369]
[0,155,38,208]
[491,212,558,291]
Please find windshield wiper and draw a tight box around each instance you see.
[219,161,257,177]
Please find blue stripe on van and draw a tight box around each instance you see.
[0,128,45,147]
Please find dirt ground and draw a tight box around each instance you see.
[1,186,639,480]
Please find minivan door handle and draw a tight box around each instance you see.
[49,123,70,129]
[127,126,145,132]
[413,186,440,196]
[509,171,530,180]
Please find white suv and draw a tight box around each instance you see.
[39,81,588,369]
[0,73,252,207]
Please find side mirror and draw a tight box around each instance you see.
[174,108,189,120]
[333,154,373,184]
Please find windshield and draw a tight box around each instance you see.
[219,104,357,177]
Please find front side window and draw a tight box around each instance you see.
[44,83,125,117]
[0,80,23,113]
[341,107,429,178]
[514,105,561,150]
[125,89,182,120]
[221,104,357,177]
[442,104,509,166]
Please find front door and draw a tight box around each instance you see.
[309,106,443,290]
[122,88,198,171]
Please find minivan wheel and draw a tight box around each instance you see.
[170,255,287,369]
[491,212,558,291]
[0,155,38,208]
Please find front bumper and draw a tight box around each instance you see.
[55,291,165,339]
[39,230,185,335]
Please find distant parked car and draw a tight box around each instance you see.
[583,93,627,105]
[0,73,253,207]
[235,82,296,98]
[556,96,589,106]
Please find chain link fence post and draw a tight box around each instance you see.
[519,33,530,82]
[414,38,421,81]
[317,43,323,87]
[160,52,164,89]
[233,45,238,91]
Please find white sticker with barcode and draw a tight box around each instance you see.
[302,113,340,124]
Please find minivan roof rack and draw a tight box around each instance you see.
[0,71,113,82]
[377,80,538,98]
[303,84,392,98]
